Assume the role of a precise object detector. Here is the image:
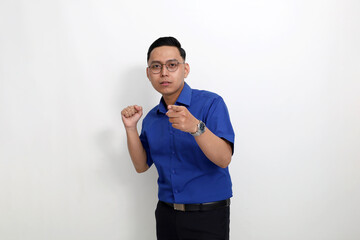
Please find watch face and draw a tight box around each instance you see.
[199,122,206,132]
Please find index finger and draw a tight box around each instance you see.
[168,105,184,112]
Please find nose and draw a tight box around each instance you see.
[160,64,169,77]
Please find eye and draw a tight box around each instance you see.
[151,64,161,69]
[167,62,178,68]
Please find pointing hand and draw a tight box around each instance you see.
[166,105,199,133]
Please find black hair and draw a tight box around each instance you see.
[147,36,186,62]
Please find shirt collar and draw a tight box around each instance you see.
[157,82,192,114]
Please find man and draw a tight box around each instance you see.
[121,37,235,240]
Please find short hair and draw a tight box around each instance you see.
[147,36,186,62]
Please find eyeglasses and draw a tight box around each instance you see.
[148,60,185,74]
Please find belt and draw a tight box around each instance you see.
[160,198,230,212]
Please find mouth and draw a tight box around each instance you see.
[160,81,171,86]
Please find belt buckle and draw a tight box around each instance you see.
[173,203,185,211]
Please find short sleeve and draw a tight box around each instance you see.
[204,97,235,154]
[139,122,154,167]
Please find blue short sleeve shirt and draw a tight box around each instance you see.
[140,82,235,204]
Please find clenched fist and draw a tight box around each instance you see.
[166,105,199,133]
[121,105,143,129]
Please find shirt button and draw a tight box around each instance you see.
[172,170,176,174]
[172,151,175,155]
[175,190,178,193]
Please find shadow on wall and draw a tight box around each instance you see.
[96,65,158,239]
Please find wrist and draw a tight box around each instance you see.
[125,126,138,132]
[190,119,199,133]
[190,120,206,137]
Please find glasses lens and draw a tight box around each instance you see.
[150,64,161,73]
[166,61,179,72]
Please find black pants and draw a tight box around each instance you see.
[155,201,230,240]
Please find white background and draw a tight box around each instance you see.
[1,0,360,239]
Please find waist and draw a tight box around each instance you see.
[160,198,230,212]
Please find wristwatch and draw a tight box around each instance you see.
[190,120,206,137]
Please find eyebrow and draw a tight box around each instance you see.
[149,59,178,65]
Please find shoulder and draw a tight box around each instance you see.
[192,88,223,102]
[191,88,226,108]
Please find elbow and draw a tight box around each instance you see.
[135,168,146,173]
[217,140,233,168]
[219,155,232,168]
[135,164,149,173]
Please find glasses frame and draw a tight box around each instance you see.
[148,60,185,74]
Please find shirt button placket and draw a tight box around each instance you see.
[169,124,177,200]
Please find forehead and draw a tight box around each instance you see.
[148,46,182,63]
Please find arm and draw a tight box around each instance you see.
[193,128,232,168]
[166,105,232,168]
[121,105,149,173]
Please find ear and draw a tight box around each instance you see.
[184,63,190,78]
[146,67,150,79]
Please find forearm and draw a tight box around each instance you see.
[194,128,232,168]
[125,128,149,173]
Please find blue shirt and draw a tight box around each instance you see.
[140,82,235,204]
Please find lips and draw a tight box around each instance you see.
[160,81,171,86]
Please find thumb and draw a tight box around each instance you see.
[134,105,142,112]
[134,105,143,115]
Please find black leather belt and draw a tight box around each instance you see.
[160,198,230,212]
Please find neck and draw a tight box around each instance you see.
[163,82,185,106]
[163,95,177,107]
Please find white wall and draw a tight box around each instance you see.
[1,0,359,239]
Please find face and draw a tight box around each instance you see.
[146,46,190,103]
